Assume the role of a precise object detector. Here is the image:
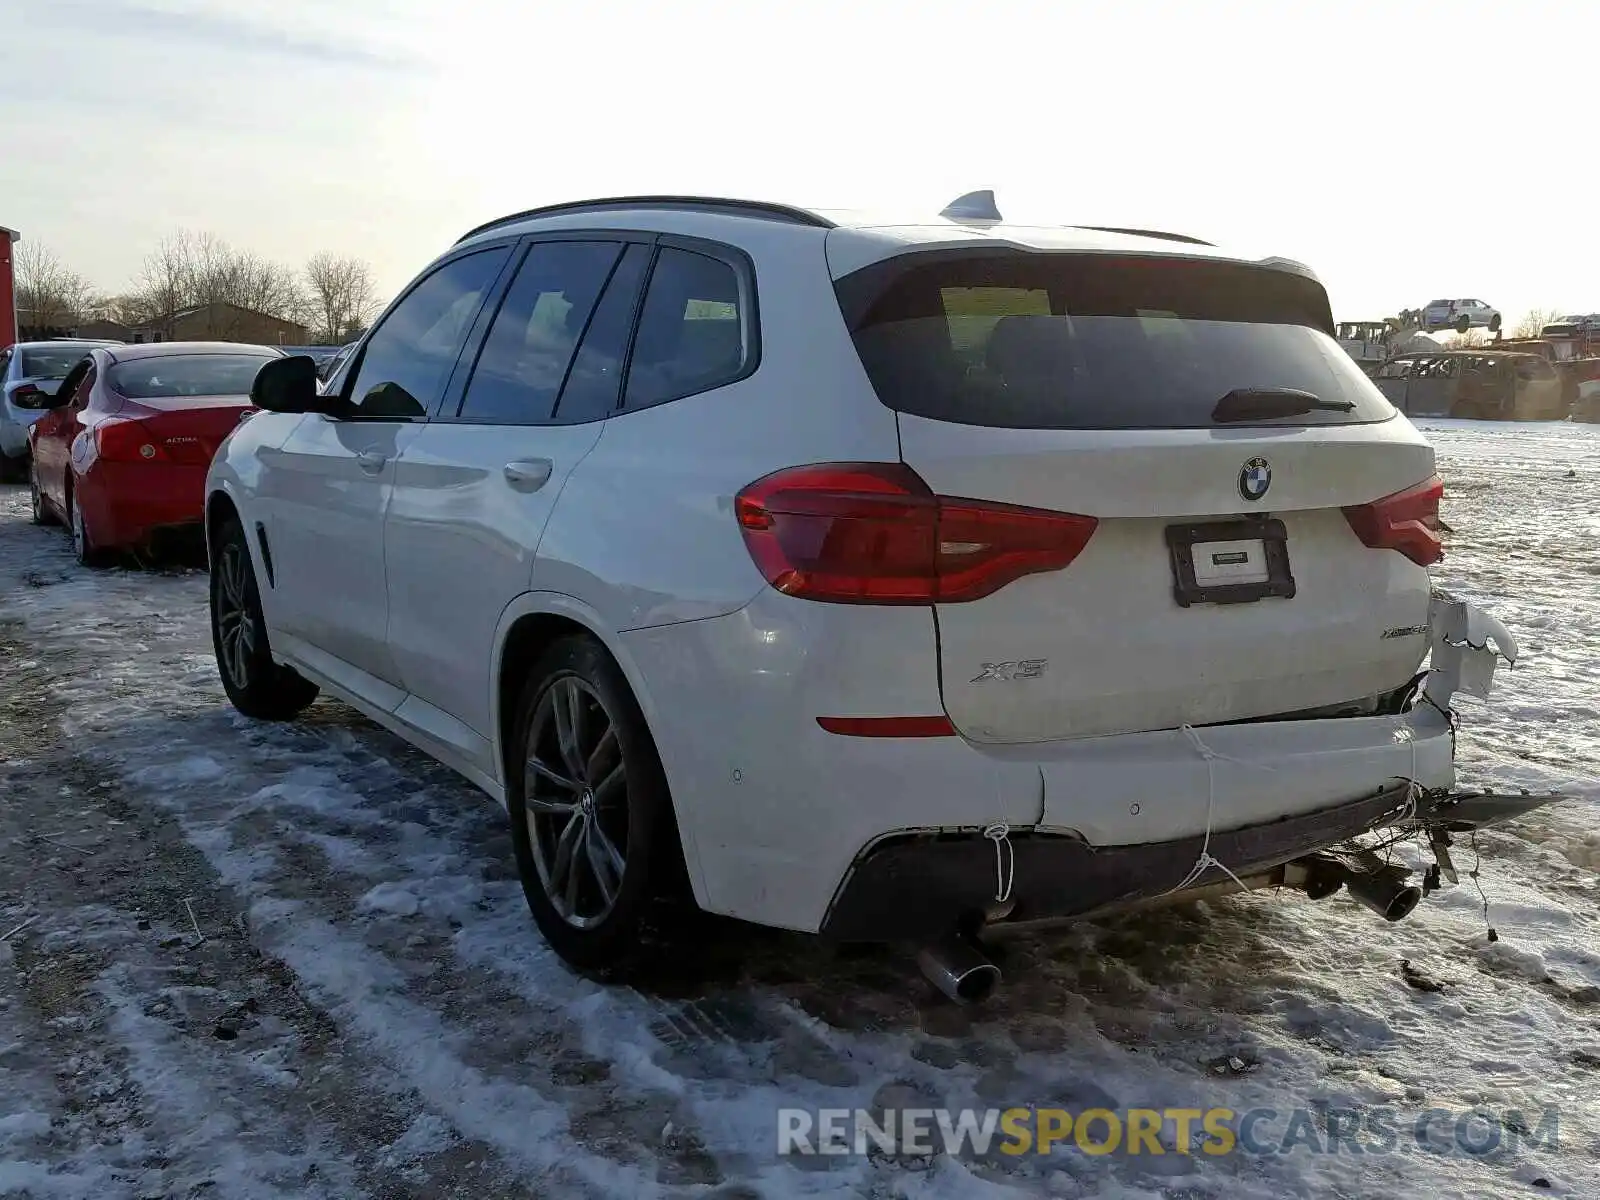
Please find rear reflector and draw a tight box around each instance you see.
[816,715,957,737]
[1342,474,1445,566]
[736,463,1098,604]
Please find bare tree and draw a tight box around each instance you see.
[1514,307,1565,339]
[14,241,97,331]
[125,230,307,338]
[231,253,309,330]
[303,253,380,344]
[126,231,198,329]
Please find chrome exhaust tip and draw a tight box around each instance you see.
[917,934,1001,1004]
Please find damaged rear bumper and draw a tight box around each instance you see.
[821,594,1569,942]
[822,781,1422,940]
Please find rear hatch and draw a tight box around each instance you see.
[833,247,1440,743]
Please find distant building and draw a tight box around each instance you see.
[18,302,309,347]
[133,302,309,346]
[75,317,135,341]
[1,225,18,349]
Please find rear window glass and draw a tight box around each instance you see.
[19,348,87,379]
[108,354,275,399]
[835,252,1396,429]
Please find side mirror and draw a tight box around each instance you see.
[10,383,64,411]
[251,355,340,415]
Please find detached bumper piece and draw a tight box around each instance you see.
[822,782,1417,941]
[822,781,1573,942]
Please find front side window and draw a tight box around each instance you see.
[624,247,749,410]
[457,241,622,424]
[70,365,97,408]
[347,246,510,419]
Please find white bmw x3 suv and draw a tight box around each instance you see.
[206,193,1551,996]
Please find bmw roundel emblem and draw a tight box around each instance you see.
[1239,457,1272,502]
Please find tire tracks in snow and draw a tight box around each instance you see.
[5,466,1599,1199]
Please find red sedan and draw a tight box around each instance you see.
[25,342,283,565]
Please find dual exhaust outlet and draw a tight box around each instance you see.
[916,852,1422,1005]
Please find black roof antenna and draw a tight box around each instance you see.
[940,190,1002,222]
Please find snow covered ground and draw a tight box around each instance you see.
[1,420,1596,1198]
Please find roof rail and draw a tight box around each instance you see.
[455,195,836,244]
[1073,225,1214,247]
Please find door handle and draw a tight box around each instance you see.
[503,459,554,491]
[356,450,387,475]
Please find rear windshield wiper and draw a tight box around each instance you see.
[1211,388,1356,423]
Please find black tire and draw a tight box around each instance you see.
[68,485,112,568]
[1489,312,1502,333]
[0,453,24,484]
[1456,315,1471,334]
[508,635,691,974]
[29,464,55,527]
[209,516,319,720]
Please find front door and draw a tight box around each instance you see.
[384,239,651,765]
[259,244,513,706]
[32,359,95,511]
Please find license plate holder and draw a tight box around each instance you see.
[1165,517,1295,608]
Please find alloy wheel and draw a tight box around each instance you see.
[214,541,257,690]
[523,676,629,930]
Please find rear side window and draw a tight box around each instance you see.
[554,244,652,424]
[835,252,1396,430]
[624,248,749,410]
[457,241,622,424]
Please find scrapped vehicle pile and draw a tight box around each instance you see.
[0,420,1596,1198]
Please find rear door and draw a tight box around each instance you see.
[384,237,650,760]
[834,249,1439,744]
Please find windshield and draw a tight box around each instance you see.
[834,252,1396,430]
[107,354,276,399]
[18,348,89,379]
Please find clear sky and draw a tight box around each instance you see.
[2,0,1594,324]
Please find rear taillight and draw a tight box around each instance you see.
[1342,474,1444,566]
[735,463,1098,604]
[95,419,167,463]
